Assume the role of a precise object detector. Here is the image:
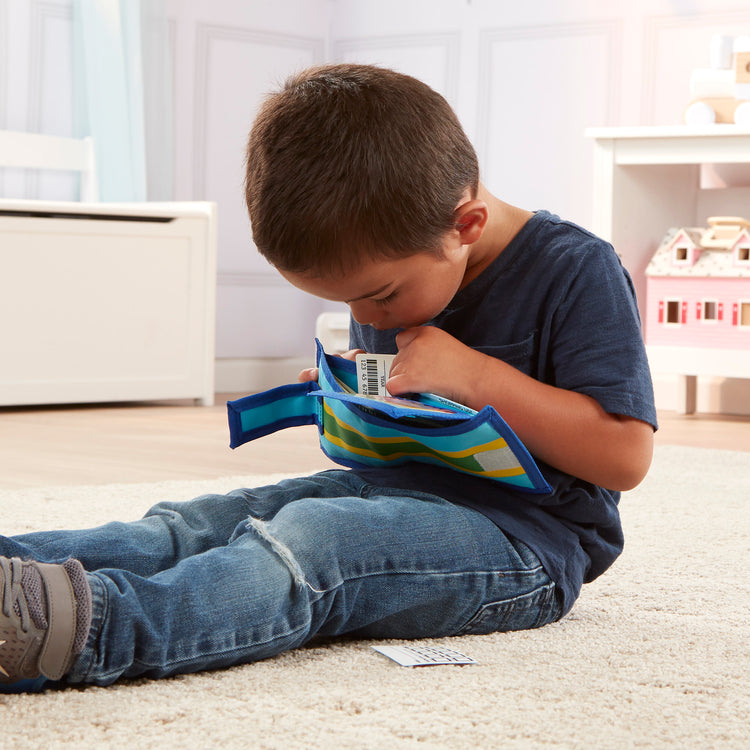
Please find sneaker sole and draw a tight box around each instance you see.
[0,676,49,693]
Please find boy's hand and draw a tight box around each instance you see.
[386,327,479,405]
[297,348,364,383]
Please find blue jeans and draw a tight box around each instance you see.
[2,471,561,686]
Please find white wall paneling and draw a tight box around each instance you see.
[25,0,75,200]
[477,21,621,228]
[4,0,750,405]
[0,0,8,129]
[191,23,326,362]
[192,24,325,212]
[1,0,76,201]
[333,32,461,108]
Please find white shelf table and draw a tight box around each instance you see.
[586,125,750,413]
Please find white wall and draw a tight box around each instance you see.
[3,0,750,406]
[165,0,333,373]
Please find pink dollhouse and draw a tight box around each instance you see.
[645,216,750,413]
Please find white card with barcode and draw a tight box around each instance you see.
[356,353,396,396]
[372,645,478,667]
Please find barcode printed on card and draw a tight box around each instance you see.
[364,359,380,394]
[372,644,478,667]
[356,353,395,396]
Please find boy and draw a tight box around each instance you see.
[1,64,656,692]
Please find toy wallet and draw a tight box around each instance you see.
[227,340,551,494]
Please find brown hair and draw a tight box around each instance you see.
[245,64,479,275]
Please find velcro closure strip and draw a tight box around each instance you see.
[36,563,76,681]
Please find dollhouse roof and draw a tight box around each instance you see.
[645,226,750,278]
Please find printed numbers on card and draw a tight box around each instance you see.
[372,645,478,667]
[356,354,395,397]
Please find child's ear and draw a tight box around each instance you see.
[454,200,488,245]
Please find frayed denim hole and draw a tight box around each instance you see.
[242,516,325,594]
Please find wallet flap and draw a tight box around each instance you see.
[227,382,320,449]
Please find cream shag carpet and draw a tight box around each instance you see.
[1,445,748,749]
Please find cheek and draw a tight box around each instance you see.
[415,278,459,314]
[395,295,442,326]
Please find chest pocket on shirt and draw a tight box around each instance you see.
[474,331,537,377]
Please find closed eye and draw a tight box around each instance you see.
[373,291,398,306]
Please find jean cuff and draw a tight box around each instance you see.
[66,572,106,684]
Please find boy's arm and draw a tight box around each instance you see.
[386,326,654,492]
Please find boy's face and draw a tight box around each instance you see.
[279,244,469,331]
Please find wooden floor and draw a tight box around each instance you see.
[0,396,748,490]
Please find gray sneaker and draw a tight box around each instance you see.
[0,556,91,693]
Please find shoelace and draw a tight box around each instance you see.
[0,557,30,633]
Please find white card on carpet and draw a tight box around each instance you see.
[372,645,477,667]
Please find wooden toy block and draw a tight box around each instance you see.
[735,51,750,83]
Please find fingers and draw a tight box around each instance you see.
[385,372,410,396]
[298,367,319,383]
[394,327,421,349]
[339,348,365,361]
[298,348,363,384]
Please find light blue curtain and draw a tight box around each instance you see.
[73,0,173,202]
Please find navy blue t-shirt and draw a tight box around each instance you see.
[348,211,658,615]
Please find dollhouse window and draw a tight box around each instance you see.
[736,246,750,263]
[702,300,718,321]
[674,246,689,262]
[740,302,750,327]
[665,299,681,325]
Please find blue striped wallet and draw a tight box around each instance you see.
[227,340,551,493]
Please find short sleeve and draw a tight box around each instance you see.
[545,240,657,430]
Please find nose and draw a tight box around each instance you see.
[348,301,385,328]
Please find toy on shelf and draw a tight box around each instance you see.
[684,34,750,126]
[645,216,750,413]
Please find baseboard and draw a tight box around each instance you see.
[652,373,750,416]
[215,357,311,395]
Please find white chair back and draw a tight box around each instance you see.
[0,130,98,201]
